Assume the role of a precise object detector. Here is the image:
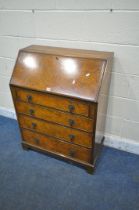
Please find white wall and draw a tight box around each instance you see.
[0,0,139,153]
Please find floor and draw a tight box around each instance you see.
[0,115,139,210]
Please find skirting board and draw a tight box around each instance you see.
[0,107,16,120]
[104,134,139,155]
[0,106,139,156]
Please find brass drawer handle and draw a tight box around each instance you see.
[29,109,35,115]
[33,138,39,145]
[69,149,76,158]
[68,105,75,113]
[68,119,75,127]
[32,122,37,129]
[69,134,75,142]
[27,95,32,102]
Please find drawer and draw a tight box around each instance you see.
[16,88,89,117]
[22,129,92,163]
[16,101,93,132]
[18,115,93,148]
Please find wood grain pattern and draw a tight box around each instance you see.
[22,129,92,163]
[15,101,94,132]
[10,47,107,102]
[15,88,89,117]
[18,114,93,148]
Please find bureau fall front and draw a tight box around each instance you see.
[10,45,113,173]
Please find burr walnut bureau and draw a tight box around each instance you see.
[10,45,113,173]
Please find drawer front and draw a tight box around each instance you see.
[16,101,93,132]
[15,88,89,117]
[18,115,92,148]
[22,129,92,163]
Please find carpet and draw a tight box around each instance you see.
[0,115,139,210]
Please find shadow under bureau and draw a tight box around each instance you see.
[10,45,113,173]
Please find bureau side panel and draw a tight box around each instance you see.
[95,57,113,144]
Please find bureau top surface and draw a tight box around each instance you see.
[10,45,113,102]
